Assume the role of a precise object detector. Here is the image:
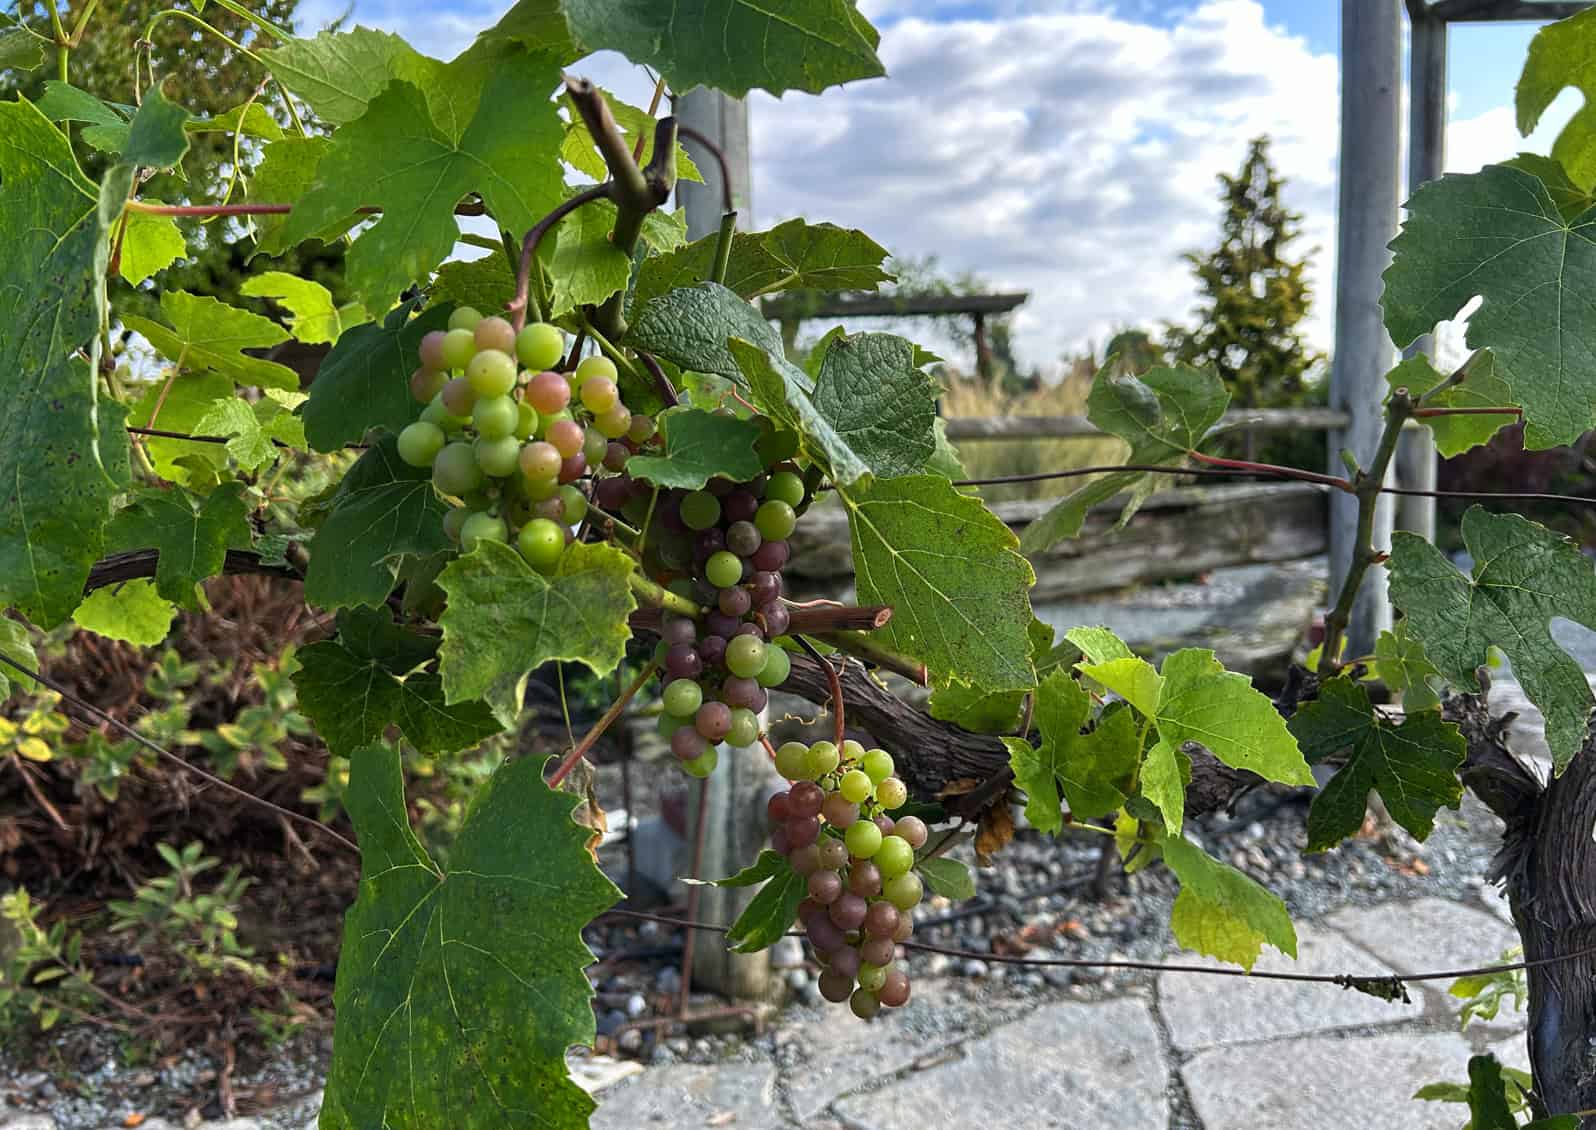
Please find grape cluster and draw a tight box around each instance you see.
[629,468,805,780]
[395,306,654,571]
[768,740,927,1018]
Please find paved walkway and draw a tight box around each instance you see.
[582,896,1524,1130]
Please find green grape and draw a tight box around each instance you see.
[875,835,913,879]
[475,435,522,478]
[757,645,791,687]
[857,963,888,993]
[560,484,589,525]
[876,777,908,810]
[516,321,564,370]
[725,634,768,679]
[419,394,457,430]
[595,402,632,439]
[579,375,619,413]
[705,551,742,589]
[473,395,519,440]
[447,306,483,332]
[514,401,539,440]
[441,327,477,370]
[862,748,895,784]
[582,426,608,465]
[849,988,881,1020]
[517,518,564,571]
[662,679,703,718]
[839,768,873,805]
[397,421,445,467]
[574,354,618,385]
[460,511,508,551]
[466,349,517,397]
[841,739,866,763]
[433,442,484,496]
[441,506,470,542]
[805,740,840,778]
[775,741,810,780]
[680,491,721,531]
[725,707,759,748]
[755,499,797,541]
[519,440,561,483]
[657,712,688,739]
[844,818,882,859]
[524,474,560,502]
[883,872,923,911]
[765,471,806,508]
[682,746,718,778]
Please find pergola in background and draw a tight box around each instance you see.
[1333,0,1594,654]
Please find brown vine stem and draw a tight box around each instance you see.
[812,630,927,686]
[506,182,613,332]
[676,124,734,213]
[636,351,681,408]
[797,636,846,746]
[1186,449,1353,491]
[0,653,358,855]
[122,200,488,218]
[547,661,659,788]
[630,603,892,636]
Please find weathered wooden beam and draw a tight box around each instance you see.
[1428,0,1594,20]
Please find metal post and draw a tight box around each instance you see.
[673,89,778,1002]
[1329,0,1402,655]
[1395,2,1447,541]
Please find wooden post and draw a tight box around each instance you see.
[1395,2,1447,542]
[973,311,993,389]
[674,89,779,1002]
[1328,0,1402,654]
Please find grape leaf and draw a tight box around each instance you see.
[1020,364,1228,552]
[194,393,305,471]
[1065,625,1136,664]
[260,27,436,126]
[540,196,631,317]
[0,99,129,626]
[1003,673,1139,833]
[1288,677,1465,852]
[0,619,37,701]
[247,137,339,255]
[122,291,299,391]
[240,271,369,344]
[431,257,515,316]
[928,681,1025,733]
[0,18,45,72]
[625,408,764,490]
[558,86,702,184]
[633,219,891,306]
[1382,164,1596,448]
[126,373,233,484]
[1383,354,1515,457]
[278,65,564,311]
[293,609,501,758]
[303,304,453,452]
[559,0,884,97]
[117,203,186,286]
[72,580,175,646]
[304,437,452,610]
[1372,622,1444,714]
[322,745,618,1130]
[838,474,1037,691]
[1504,153,1596,221]
[436,541,637,706]
[626,281,786,386]
[187,101,284,141]
[34,81,129,151]
[916,857,976,901]
[723,857,805,954]
[812,332,938,479]
[1389,506,1596,770]
[1154,648,1313,786]
[730,338,870,486]
[104,483,252,609]
[1139,739,1187,835]
[699,849,788,888]
[1078,656,1163,717]
[120,84,190,168]
[1162,833,1295,971]
[1517,6,1596,189]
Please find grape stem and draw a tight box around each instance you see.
[811,630,927,686]
[796,636,846,746]
[507,183,613,332]
[676,125,735,213]
[710,209,737,286]
[547,661,659,788]
[636,351,681,409]
[628,572,704,619]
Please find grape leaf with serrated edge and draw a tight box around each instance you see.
[321,745,618,1130]
[1384,354,1515,458]
[104,483,252,609]
[1162,833,1296,971]
[1003,673,1140,832]
[812,332,938,479]
[625,409,764,491]
[240,271,369,345]
[72,580,174,646]
[1372,622,1444,714]
[303,304,453,452]
[632,218,891,306]
[723,856,805,954]
[126,373,233,484]
[730,337,870,485]
[123,291,299,391]
[194,394,305,471]
[1517,6,1596,189]
[626,281,787,387]
[1389,506,1596,770]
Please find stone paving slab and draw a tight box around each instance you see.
[832,997,1167,1130]
[591,1064,782,1130]
[1183,1031,1477,1130]
[1158,922,1423,1051]
[1327,898,1518,985]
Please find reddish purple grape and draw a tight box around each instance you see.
[532,497,565,522]
[829,945,862,978]
[760,602,791,637]
[821,794,859,828]
[752,539,790,571]
[751,571,782,605]
[695,701,732,741]
[879,969,911,1008]
[558,452,586,482]
[594,476,629,510]
[727,520,762,556]
[864,901,901,939]
[818,837,849,869]
[719,587,752,617]
[788,843,822,875]
[797,897,822,925]
[770,825,790,854]
[694,528,727,559]
[788,781,824,818]
[721,677,762,709]
[705,610,740,639]
[893,815,929,849]
[861,937,895,967]
[767,791,791,826]
[697,635,728,669]
[662,616,698,647]
[786,815,820,850]
[706,477,734,497]
[807,915,845,953]
[665,644,703,680]
[818,970,854,1003]
[603,442,630,472]
[807,870,843,904]
[828,893,868,930]
[671,727,706,760]
[722,489,759,523]
[874,814,896,835]
[849,861,882,897]
[734,621,763,638]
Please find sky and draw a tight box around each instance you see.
[289,0,1582,374]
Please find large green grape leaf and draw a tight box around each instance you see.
[540,196,631,318]
[1383,354,1516,457]
[126,372,233,484]
[0,99,129,626]
[120,84,190,168]
[1020,364,1228,552]
[1003,673,1140,833]
[240,271,369,345]
[72,579,175,646]
[626,281,786,386]
[1517,5,1596,189]
[123,290,299,391]
[247,137,340,255]
[34,80,130,151]
[303,304,453,452]
[1162,833,1295,971]
[322,744,619,1130]
[1505,153,1596,222]
[1288,677,1465,852]
[558,0,883,97]
[1389,506,1596,770]
[436,541,637,706]
[632,219,892,306]
[730,338,869,485]
[279,64,563,311]
[104,483,252,609]
[838,474,1037,691]
[1382,164,1596,449]
[293,608,501,758]
[812,333,938,479]
[1153,648,1314,786]
[304,437,452,610]
[625,408,764,491]
[260,27,447,127]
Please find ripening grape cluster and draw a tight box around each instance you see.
[395,306,654,570]
[768,739,927,1018]
[642,466,806,779]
